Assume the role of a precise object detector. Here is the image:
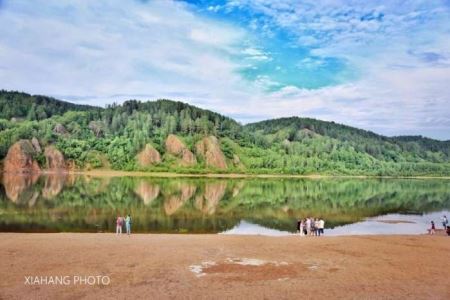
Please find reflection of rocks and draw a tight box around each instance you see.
[43,174,66,199]
[2,173,40,205]
[164,183,197,215]
[82,176,111,194]
[195,181,227,215]
[4,140,41,174]
[232,181,245,197]
[134,181,160,205]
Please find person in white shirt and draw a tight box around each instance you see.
[441,215,448,230]
[305,218,311,236]
[318,218,325,236]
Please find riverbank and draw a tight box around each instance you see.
[0,233,449,299]
[41,169,450,179]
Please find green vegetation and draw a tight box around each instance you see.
[1,90,449,176]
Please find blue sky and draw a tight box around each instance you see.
[0,0,449,139]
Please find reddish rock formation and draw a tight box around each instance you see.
[165,134,197,166]
[53,123,67,135]
[136,144,161,167]
[4,140,41,174]
[31,137,42,153]
[195,136,227,169]
[44,146,66,171]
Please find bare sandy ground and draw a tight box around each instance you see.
[0,233,449,299]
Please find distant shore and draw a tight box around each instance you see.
[27,169,450,179]
[1,233,449,299]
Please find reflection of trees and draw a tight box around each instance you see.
[134,180,160,205]
[1,176,449,233]
[195,181,227,215]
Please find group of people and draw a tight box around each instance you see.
[428,215,449,235]
[116,214,132,235]
[297,217,325,236]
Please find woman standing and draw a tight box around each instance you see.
[116,216,123,235]
[125,214,132,236]
[300,219,305,236]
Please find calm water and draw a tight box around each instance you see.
[0,174,449,235]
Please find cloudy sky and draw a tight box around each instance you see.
[0,0,449,139]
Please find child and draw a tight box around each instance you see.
[428,221,435,235]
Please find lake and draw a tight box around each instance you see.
[0,174,449,235]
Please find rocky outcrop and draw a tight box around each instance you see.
[31,137,42,153]
[4,140,41,174]
[88,121,104,138]
[44,146,66,171]
[53,123,67,135]
[134,181,160,205]
[165,134,196,166]
[195,136,227,169]
[136,144,161,167]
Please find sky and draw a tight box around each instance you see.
[0,0,449,140]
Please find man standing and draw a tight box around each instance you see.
[318,218,325,236]
[441,215,448,230]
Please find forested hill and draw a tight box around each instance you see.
[0,90,449,176]
[0,90,99,121]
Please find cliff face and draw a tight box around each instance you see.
[137,144,161,167]
[196,136,227,169]
[44,146,66,171]
[165,134,197,166]
[3,140,41,174]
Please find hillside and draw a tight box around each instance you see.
[0,90,449,176]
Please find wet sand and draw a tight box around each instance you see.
[0,233,449,299]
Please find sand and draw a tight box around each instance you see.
[0,233,449,299]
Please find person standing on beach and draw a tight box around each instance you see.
[305,218,311,236]
[297,219,301,234]
[300,219,305,236]
[318,218,325,236]
[116,216,123,235]
[125,214,132,236]
[314,218,320,236]
[441,215,448,230]
[429,221,435,235]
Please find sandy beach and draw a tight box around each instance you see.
[0,233,449,299]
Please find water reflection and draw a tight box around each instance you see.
[0,173,449,234]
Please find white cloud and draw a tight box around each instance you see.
[0,0,449,139]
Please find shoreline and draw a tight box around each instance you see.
[1,233,449,299]
[3,169,450,179]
